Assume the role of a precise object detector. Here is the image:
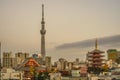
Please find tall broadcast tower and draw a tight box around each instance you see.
[40,4,46,60]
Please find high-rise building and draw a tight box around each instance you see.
[11,58,17,68]
[15,52,29,64]
[15,52,29,59]
[3,52,12,68]
[87,39,105,68]
[2,52,29,68]
[40,4,46,60]
[56,58,68,71]
[3,52,17,68]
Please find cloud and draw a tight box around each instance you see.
[55,34,120,50]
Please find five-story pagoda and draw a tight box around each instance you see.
[87,39,105,69]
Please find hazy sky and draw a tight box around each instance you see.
[0,0,120,62]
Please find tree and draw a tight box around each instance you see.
[38,71,50,80]
[101,64,109,72]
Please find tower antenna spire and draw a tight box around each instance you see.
[42,4,44,21]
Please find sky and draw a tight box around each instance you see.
[0,0,120,62]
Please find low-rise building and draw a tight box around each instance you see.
[1,68,23,80]
[49,72,61,80]
[107,49,118,62]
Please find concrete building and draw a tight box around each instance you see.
[11,58,17,68]
[71,69,80,77]
[72,58,80,68]
[49,72,61,80]
[107,49,118,62]
[15,52,29,64]
[67,62,73,70]
[2,52,15,68]
[56,58,68,71]
[106,60,113,68]
[2,52,29,68]
[45,56,52,71]
[1,68,23,80]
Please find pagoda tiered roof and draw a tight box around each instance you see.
[88,58,105,61]
[89,49,104,54]
[88,55,104,58]
[87,39,105,68]
[91,62,104,65]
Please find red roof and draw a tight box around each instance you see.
[25,57,40,67]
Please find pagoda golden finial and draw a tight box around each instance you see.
[95,38,98,49]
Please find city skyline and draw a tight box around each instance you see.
[0,0,120,61]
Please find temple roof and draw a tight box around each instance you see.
[25,57,40,66]
[91,63,104,65]
[15,57,46,71]
[17,66,46,71]
[88,55,104,58]
[88,58,105,61]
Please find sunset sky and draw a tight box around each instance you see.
[0,0,120,62]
